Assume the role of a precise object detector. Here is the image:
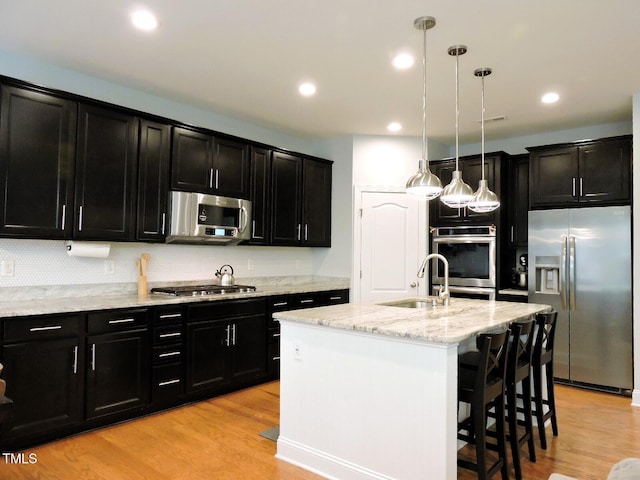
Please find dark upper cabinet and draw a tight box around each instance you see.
[270,151,303,245]
[270,152,332,246]
[527,135,631,209]
[302,158,332,246]
[507,154,529,247]
[136,119,171,242]
[74,104,138,240]
[171,127,250,198]
[0,85,77,238]
[248,146,271,245]
[430,153,504,226]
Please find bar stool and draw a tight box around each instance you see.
[505,320,536,480]
[531,310,559,449]
[458,330,510,480]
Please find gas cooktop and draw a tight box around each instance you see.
[150,284,257,297]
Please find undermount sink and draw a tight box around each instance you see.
[381,297,448,308]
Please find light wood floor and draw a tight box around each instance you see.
[1,381,638,479]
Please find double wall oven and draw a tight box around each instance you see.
[430,225,496,300]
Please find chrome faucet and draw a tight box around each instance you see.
[417,253,450,305]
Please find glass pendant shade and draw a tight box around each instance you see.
[406,160,442,199]
[440,170,475,207]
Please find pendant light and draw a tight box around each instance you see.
[468,67,500,213]
[405,16,442,199]
[440,45,474,208]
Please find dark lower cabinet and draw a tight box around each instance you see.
[0,314,83,449]
[186,299,267,395]
[85,310,150,420]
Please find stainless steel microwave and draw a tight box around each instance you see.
[166,191,252,245]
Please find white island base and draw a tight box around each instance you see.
[275,299,551,480]
[277,320,458,480]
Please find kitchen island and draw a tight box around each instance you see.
[274,297,551,480]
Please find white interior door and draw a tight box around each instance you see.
[356,190,426,304]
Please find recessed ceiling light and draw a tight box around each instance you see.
[387,122,402,132]
[541,92,559,104]
[298,82,317,97]
[392,53,414,70]
[131,10,158,31]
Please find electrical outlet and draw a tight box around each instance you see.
[294,342,303,360]
[104,260,115,274]
[247,259,254,271]
[1,260,15,277]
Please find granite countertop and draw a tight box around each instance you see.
[274,297,551,344]
[0,278,349,318]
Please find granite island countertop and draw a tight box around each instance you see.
[273,297,551,344]
[0,278,349,318]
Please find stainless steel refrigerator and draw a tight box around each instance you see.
[528,206,632,391]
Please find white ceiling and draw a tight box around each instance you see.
[0,1,638,144]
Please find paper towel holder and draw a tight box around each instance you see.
[65,241,111,258]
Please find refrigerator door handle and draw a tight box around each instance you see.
[569,235,577,310]
[560,234,568,310]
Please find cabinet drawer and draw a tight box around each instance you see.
[322,289,349,305]
[292,293,319,309]
[3,313,82,342]
[188,298,266,322]
[269,295,292,312]
[153,324,183,345]
[152,363,184,402]
[87,309,149,334]
[153,344,183,364]
[268,328,281,344]
[154,307,184,325]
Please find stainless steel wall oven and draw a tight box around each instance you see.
[430,225,496,297]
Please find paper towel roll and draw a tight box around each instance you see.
[65,241,111,258]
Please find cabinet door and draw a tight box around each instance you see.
[213,137,250,198]
[248,147,271,244]
[136,120,170,242]
[270,151,302,245]
[75,104,138,240]
[507,154,529,247]
[0,85,76,238]
[229,314,267,383]
[579,138,631,204]
[171,126,214,193]
[302,158,332,246]
[529,147,578,207]
[185,320,229,394]
[2,337,82,442]
[86,328,150,419]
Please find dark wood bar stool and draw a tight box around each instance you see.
[504,320,536,480]
[531,310,559,449]
[458,330,510,480]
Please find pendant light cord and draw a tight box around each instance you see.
[421,23,427,163]
[455,50,460,170]
[480,72,485,180]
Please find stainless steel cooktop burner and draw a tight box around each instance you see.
[150,284,257,297]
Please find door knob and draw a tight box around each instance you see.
[410,282,417,288]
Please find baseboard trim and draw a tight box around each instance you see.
[631,388,640,407]
[276,436,394,480]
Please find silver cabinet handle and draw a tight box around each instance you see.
[61,204,66,230]
[273,302,288,307]
[300,299,314,304]
[158,379,180,387]
[91,344,96,371]
[161,213,166,235]
[215,169,219,189]
[304,224,308,241]
[510,225,514,243]
[579,177,584,197]
[225,324,231,347]
[109,318,135,325]
[78,205,83,231]
[73,345,78,374]
[273,356,281,361]
[329,296,342,300]
[159,313,181,319]
[209,168,214,189]
[30,325,62,332]
[158,351,181,358]
[572,177,576,197]
[159,332,181,338]
[232,323,237,346]
[272,333,281,338]
[296,224,301,241]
